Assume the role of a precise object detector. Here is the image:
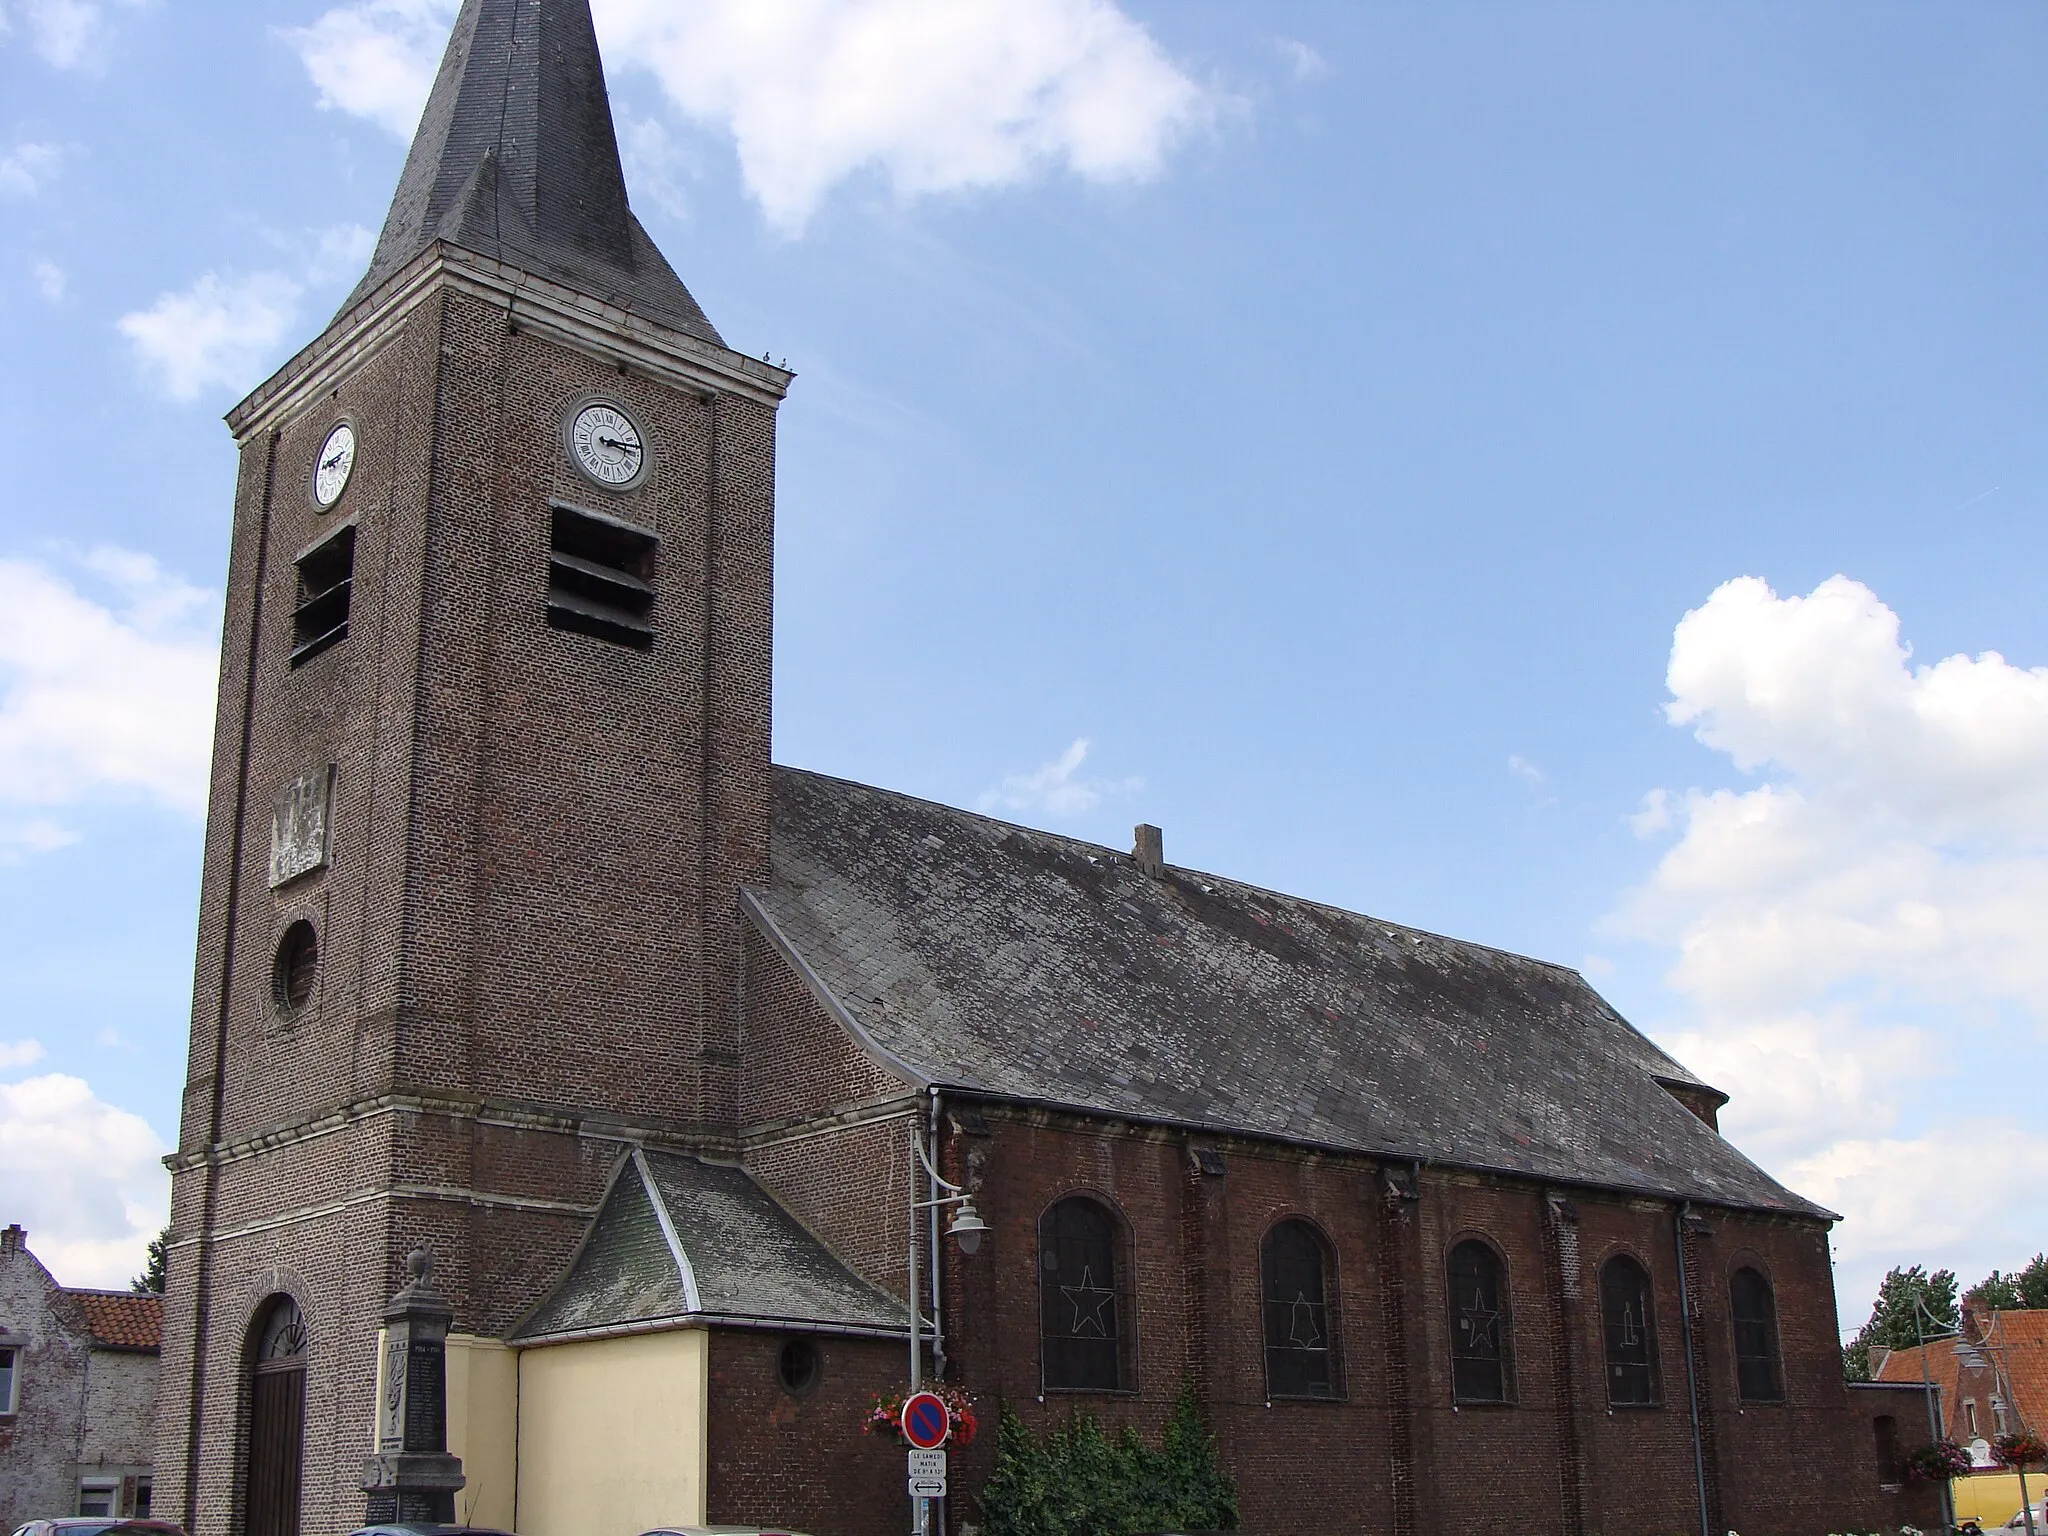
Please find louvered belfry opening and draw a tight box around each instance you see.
[245,1296,308,1536]
[547,502,657,649]
[272,922,318,1017]
[291,526,356,666]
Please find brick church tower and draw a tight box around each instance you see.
[155,1,792,1529]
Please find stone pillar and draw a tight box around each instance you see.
[360,1251,466,1525]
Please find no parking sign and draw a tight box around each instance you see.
[901,1390,951,1450]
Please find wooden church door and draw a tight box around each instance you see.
[245,1297,308,1536]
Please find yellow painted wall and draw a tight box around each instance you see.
[447,1334,519,1531]
[516,1330,709,1536]
[1953,1470,2043,1527]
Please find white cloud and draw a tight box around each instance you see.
[0,1039,45,1071]
[1274,37,1327,81]
[117,225,370,403]
[0,140,62,196]
[4,0,137,70]
[1613,574,2048,1326]
[118,272,303,403]
[31,259,66,301]
[1508,754,1545,788]
[0,548,219,824]
[286,0,1219,232]
[0,818,77,863]
[979,737,1142,820]
[281,0,451,139]
[0,1073,168,1289]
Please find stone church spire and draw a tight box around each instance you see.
[340,0,721,345]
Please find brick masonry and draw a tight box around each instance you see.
[725,939,1950,1536]
[158,257,788,1536]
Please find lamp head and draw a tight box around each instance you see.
[948,1199,990,1255]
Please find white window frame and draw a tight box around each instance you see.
[76,1480,119,1518]
[0,1341,20,1415]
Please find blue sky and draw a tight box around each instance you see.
[1,0,2043,1327]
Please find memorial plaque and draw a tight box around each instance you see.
[270,766,336,888]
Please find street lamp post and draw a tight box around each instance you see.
[905,1112,988,1536]
[1910,1293,1958,1536]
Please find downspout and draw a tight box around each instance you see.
[1674,1204,1710,1536]
[928,1087,946,1381]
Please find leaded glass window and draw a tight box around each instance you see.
[1730,1267,1783,1402]
[1601,1256,1660,1406]
[1040,1198,1123,1391]
[1262,1220,1336,1399]
[1448,1239,1512,1402]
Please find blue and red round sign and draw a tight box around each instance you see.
[900,1390,950,1450]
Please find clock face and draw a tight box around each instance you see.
[313,423,356,508]
[567,401,648,489]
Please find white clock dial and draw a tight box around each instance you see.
[313,423,357,508]
[568,402,647,489]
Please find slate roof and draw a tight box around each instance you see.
[339,0,722,346]
[513,1149,907,1342]
[64,1289,163,1352]
[749,767,1830,1219]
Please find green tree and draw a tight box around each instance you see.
[979,1385,1239,1536]
[1844,1265,1960,1381]
[131,1226,169,1294]
[1965,1253,2048,1314]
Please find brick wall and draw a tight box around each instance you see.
[706,1330,908,1535]
[921,1107,1935,1536]
[160,262,786,1536]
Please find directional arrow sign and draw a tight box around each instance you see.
[908,1448,947,1498]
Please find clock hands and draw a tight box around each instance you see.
[322,451,349,472]
[597,435,641,458]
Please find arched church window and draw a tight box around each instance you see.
[1600,1255,1661,1406]
[1730,1266,1784,1402]
[245,1295,307,1536]
[1039,1197,1125,1392]
[1448,1238,1513,1402]
[1262,1219,1338,1399]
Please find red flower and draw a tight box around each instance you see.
[861,1385,979,1447]
[1994,1433,2048,1470]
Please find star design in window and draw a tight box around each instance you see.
[1061,1267,1115,1338]
[1459,1288,1499,1357]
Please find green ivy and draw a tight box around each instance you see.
[977,1384,1239,1536]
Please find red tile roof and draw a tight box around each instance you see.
[1877,1310,2048,1441]
[65,1289,164,1352]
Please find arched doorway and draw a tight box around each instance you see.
[245,1296,308,1536]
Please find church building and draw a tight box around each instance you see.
[156,2,1940,1533]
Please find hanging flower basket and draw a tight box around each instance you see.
[863,1384,979,1447]
[1904,1439,1974,1482]
[1994,1432,2048,1470]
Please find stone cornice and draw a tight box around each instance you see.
[163,1089,737,1174]
[226,241,795,442]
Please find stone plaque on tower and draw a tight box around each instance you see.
[361,1250,465,1524]
[268,765,335,888]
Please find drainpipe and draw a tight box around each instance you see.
[1674,1203,1710,1536]
[928,1087,946,1381]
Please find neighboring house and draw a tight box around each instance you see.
[1876,1306,2048,1527]
[0,1225,162,1530]
[1875,1306,2048,1454]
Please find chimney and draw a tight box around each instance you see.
[1,1225,24,1254]
[1133,824,1164,878]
